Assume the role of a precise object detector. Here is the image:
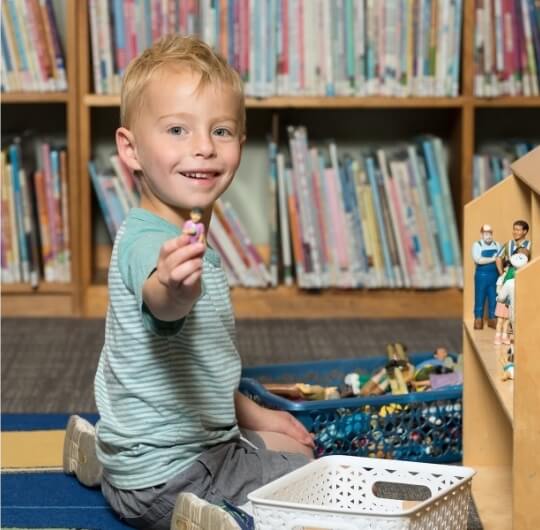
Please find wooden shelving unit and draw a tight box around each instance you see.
[462,147,540,530]
[3,1,540,318]
[1,0,80,317]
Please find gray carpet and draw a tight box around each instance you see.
[0,317,480,529]
[1,317,461,413]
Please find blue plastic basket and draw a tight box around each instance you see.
[240,352,462,464]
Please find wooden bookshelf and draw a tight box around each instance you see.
[462,147,540,530]
[0,92,69,103]
[1,0,80,317]
[3,1,540,319]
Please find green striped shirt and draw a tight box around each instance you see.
[95,209,241,489]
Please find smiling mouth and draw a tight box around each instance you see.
[181,171,219,180]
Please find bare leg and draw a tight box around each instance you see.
[256,431,314,460]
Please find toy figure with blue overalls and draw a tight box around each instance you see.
[472,224,501,330]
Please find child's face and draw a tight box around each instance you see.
[512,224,527,241]
[118,68,244,221]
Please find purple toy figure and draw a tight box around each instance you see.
[183,208,206,244]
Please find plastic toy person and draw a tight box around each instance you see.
[183,207,206,245]
[495,219,531,276]
[495,248,529,345]
[472,224,501,329]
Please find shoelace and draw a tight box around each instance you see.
[221,500,255,530]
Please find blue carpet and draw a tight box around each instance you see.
[1,472,130,529]
[2,413,129,529]
[2,413,99,431]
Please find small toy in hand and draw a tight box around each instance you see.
[183,208,206,245]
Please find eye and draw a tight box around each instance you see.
[168,126,185,135]
[213,127,233,137]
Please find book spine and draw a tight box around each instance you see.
[59,150,71,281]
[7,162,22,282]
[89,0,103,94]
[365,154,394,286]
[50,149,66,278]
[8,144,30,283]
[88,161,117,241]
[28,0,54,90]
[276,152,293,286]
[6,0,33,90]
[20,0,43,91]
[19,166,40,286]
[34,169,53,282]
[44,0,67,90]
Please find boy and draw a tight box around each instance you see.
[64,35,313,530]
[495,219,531,275]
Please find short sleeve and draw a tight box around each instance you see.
[471,241,481,263]
[118,231,184,336]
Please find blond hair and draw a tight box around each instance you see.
[120,35,245,132]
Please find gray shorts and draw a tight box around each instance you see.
[101,430,310,530]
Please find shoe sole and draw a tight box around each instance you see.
[63,415,102,487]
[171,493,239,530]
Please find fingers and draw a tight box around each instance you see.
[161,234,203,257]
[284,412,315,448]
[157,236,206,288]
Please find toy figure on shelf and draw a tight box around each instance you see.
[472,224,501,330]
[495,219,531,276]
[494,248,530,345]
[183,207,206,245]
[501,345,515,381]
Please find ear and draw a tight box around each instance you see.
[239,133,246,152]
[116,127,142,172]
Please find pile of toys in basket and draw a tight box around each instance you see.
[240,343,464,464]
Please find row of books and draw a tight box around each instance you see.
[1,0,67,93]
[88,155,141,241]
[474,0,540,96]
[89,156,273,287]
[89,0,463,97]
[90,130,463,290]
[271,129,463,289]
[1,137,71,285]
[473,141,537,197]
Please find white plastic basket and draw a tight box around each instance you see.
[248,455,475,530]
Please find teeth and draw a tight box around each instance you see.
[183,172,213,179]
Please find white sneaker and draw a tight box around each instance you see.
[171,492,241,530]
[63,415,102,487]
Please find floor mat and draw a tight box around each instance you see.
[1,413,129,530]
[1,471,130,529]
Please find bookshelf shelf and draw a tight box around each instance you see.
[232,287,462,318]
[83,93,467,109]
[83,283,462,319]
[463,321,513,422]
[244,96,467,109]
[463,149,540,529]
[1,283,74,294]
[84,94,120,107]
[1,92,70,104]
[473,96,540,108]
[2,293,76,317]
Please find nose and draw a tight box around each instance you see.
[192,131,215,158]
